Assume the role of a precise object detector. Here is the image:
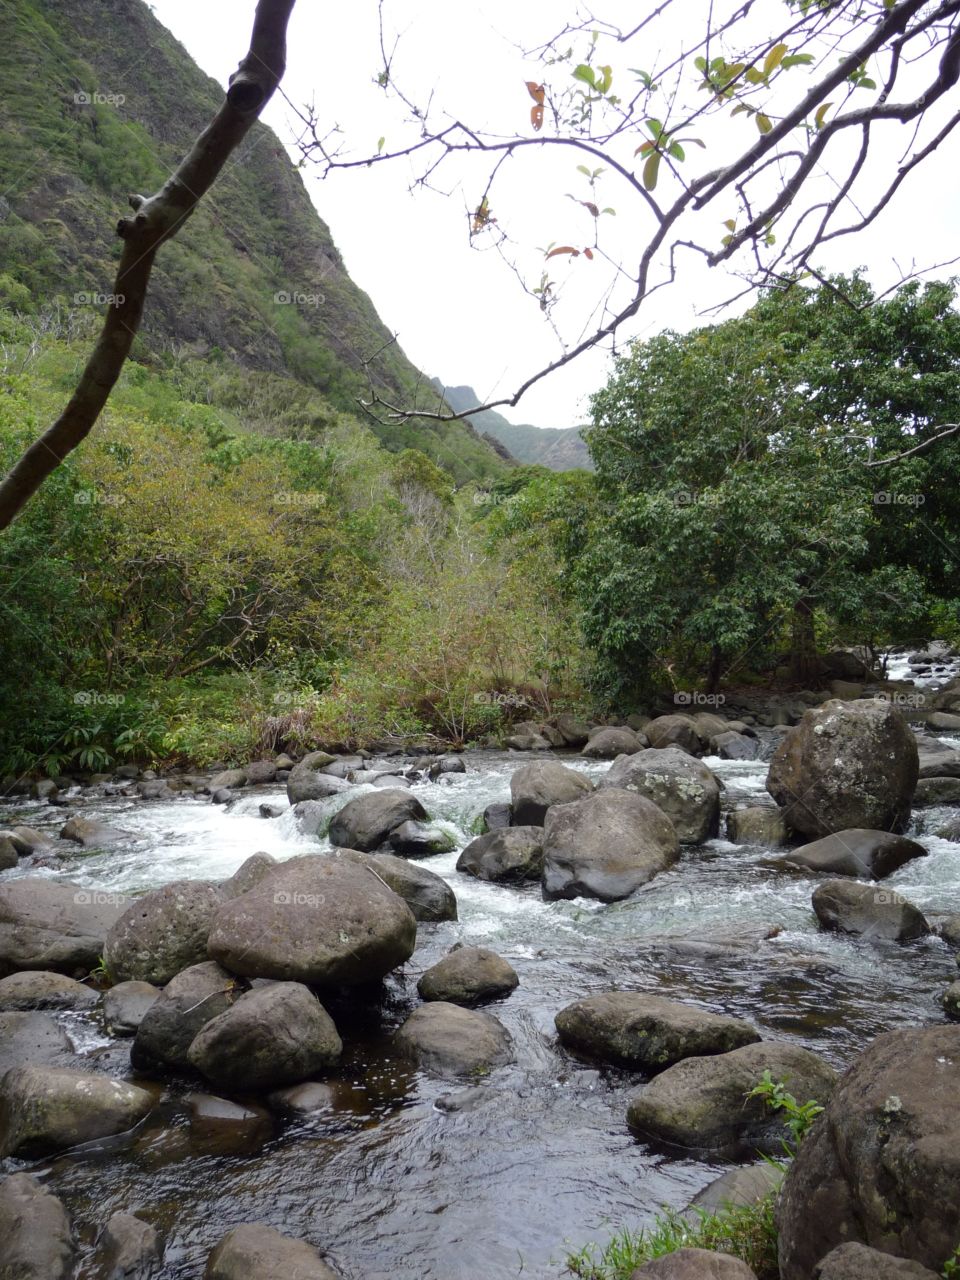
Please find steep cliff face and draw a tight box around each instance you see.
[432,382,592,472]
[0,0,504,480]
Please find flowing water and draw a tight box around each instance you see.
[2,712,960,1278]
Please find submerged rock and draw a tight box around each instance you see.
[204,1224,340,1279]
[418,947,518,1005]
[393,1002,514,1076]
[777,829,927,879]
[811,880,930,942]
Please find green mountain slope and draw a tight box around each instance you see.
[0,0,504,482]
[432,381,592,471]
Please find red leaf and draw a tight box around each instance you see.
[526,80,546,105]
[545,245,580,259]
[530,103,544,131]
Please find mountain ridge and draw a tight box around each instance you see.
[430,381,592,471]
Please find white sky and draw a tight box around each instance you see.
[148,0,960,428]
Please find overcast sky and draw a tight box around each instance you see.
[149,0,960,429]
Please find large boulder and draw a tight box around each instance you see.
[187,982,342,1091]
[327,789,428,852]
[510,760,594,825]
[0,970,99,1011]
[582,727,645,759]
[456,827,544,883]
[0,1065,154,1157]
[393,1002,514,1076]
[766,699,918,837]
[541,788,679,902]
[644,715,704,756]
[813,1244,940,1280]
[418,947,518,1004]
[777,1026,960,1280]
[59,816,132,847]
[207,853,417,987]
[626,1041,837,1155]
[132,960,244,1071]
[0,878,128,977]
[629,1250,758,1279]
[600,749,721,844]
[811,880,930,942]
[205,1224,339,1280]
[777,829,927,880]
[555,993,759,1072]
[0,1011,75,1075]
[104,880,224,985]
[222,852,279,898]
[914,777,960,807]
[0,1173,75,1280]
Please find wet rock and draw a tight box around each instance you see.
[941,980,960,1020]
[600,748,720,844]
[210,768,247,790]
[259,803,283,818]
[102,980,160,1036]
[541,788,679,903]
[59,816,132,847]
[914,777,960,806]
[766,699,918,837]
[643,714,704,756]
[186,1092,272,1145]
[387,820,456,858]
[725,807,789,846]
[688,1162,783,1214]
[813,1243,941,1279]
[394,1002,514,1076]
[267,1081,338,1115]
[629,1250,759,1279]
[0,877,128,977]
[187,982,342,1091]
[3,825,51,856]
[555,713,591,747]
[0,970,99,1011]
[371,773,410,788]
[83,1210,162,1280]
[286,763,349,805]
[555,993,759,1072]
[211,788,234,805]
[482,801,513,831]
[0,1065,153,1157]
[510,760,594,825]
[418,947,518,1004]
[710,731,760,761]
[582,727,645,759]
[207,853,416,987]
[132,961,244,1071]
[0,1173,75,1279]
[104,880,225,985]
[204,1224,339,1280]
[429,753,466,777]
[456,826,544,883]
[354,851,456,922]
[937,914,960,946]
[0,836,16,869]
[327,789,428,852]
[222,852,279,898]
[777,1025,960,1280]
[811,880,930,942]
[777,829,928,879]
[505,732,551,751]
[0,1011,74,1074]
[918,748,960,779]
[245,760,278,786]
[626,1041,837,1156]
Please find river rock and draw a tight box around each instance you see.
[350,851,456,922]
[132,960,244,1071]
[222,852,279,898]
[245,760,278,785]
[0,970,99,1011]
[418,947,518,1004]
[627,1041,837,1155]
[84,1210,162,1280]
[766,699,918,837]
[104,879,225,985]
[914,777,960,806]
[644,715,704,756]
[3,825,52,856]
[0,1173,75,1279]
[541,788,680,902]
[287,766,349,805]
[187,982,342,1091]
[0,1065,154,1157]
[813,1244,941,1279]
[600,748,720,844]
[59,816,132,847]
[555,993,759,1072]
[777,829,928,879]
[0,1011,74,1074]
[505,732,551,751]
[555,713,592,747]
[456,826,544,883]
[205,1224,339,1280]
[209,768,247,792]
[811,880,930,942]
[630,1250,759,1279]
[0,877,128,977]
[0,836,16,869]
[725,808,789,846]
[710,731,760,762]
[918,748,960,779]
[102,980,160,1035]
[207,853,416,986]
[689,1162,783,1214]
[394,1002,514,1076]
[186,1092,273,1149]
[387,820,456,857]
[327,789,428,851]
[510,760,594,825]
[942,981,960,1020]
[582,727,645,759]
[482,801,513,830]
[777,1025,960,1279]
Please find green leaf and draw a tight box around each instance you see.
[744,66,765,85]
[764,43,788,76]
[377,136,385,154]
[642,151,661,190]
[573,64,596,88]
[668,141,685,161]
[814,101,832,130]
[756,113,773,134]
[781,53,814,69]
[576,164,592,177]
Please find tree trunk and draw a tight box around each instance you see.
[791,596,819,686]
[0,0,297,530]
[706,643,723,695]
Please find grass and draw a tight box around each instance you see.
[566,1196,779,1280]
